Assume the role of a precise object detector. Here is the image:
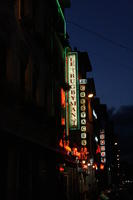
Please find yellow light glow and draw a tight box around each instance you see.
[88,93,94,98]
[82,160,86,164]
[92,163,98,169]
[64,145,71,152]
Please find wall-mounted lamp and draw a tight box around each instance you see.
[88,93,94,98]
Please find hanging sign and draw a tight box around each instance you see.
[67,52,79,130]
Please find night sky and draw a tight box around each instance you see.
[65,1,133,164]
[65,0,133,110]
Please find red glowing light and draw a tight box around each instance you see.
[59,167,64,172]
[61,88,65,107]
[59,139,63,147]
[83,164,88,169]
[61,117,65,125]
[96,145,101,154]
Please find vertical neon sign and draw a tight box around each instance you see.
[100,129,106,163]
[67,52,79,130]
[79,79,87,147]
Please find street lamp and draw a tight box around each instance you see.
[88,93,94,98]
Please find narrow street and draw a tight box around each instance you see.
[0,0,133,200]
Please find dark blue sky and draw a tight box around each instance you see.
[65,0,133,110]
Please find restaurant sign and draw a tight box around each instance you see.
[67,52,79,130]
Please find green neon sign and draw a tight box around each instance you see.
[56,0,66,38]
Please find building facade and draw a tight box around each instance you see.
[0,0,74,199]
